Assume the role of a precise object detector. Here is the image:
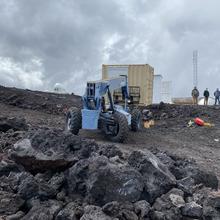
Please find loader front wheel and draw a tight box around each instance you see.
[131,109,141,131]
[108,112,129,143]
[66,107,82,135]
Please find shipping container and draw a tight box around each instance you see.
[102,64,154,105]
[153,75,163,104]
[162,81,172,103]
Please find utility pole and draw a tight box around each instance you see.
[193,50,198,87]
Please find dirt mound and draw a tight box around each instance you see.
[0,85,82,114]
[0,128,219,219]
[147,102,220,122]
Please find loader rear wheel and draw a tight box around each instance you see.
[66,107,82,135]
[131,109,141,132]
[108,112,129,143]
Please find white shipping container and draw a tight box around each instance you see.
[153,75,163,104]
[162,81,172,103]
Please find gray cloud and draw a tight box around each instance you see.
[0,0,220,97]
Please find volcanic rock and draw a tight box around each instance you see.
[0,130,25,153]
[48,173,65,192]
[56,202,83,220]
[99,144,123,159]
[102,201,120,217]
[155,152,175,170]
[134,200,151,218]
[80,205,112,220]
[10,129,98,173]
[0,156,21,177]
[21,200,63,220]
[18,175,39,200]
[16,171,65,201]
[181,201,203,218]
[5,211,25,220]
[67,156,144,206]
[171,157,218,190]
[0,175,13,192]
[203,191,220,219]
[117,209,138,220]
[128,150,176,203]
[0,190,24,215]
[0,117,28,132]
[177,176,195,195]
[151,188,185,219]
[192,187,211,205]
[149,210,166,220]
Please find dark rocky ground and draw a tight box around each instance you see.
[1,85,220,220]
[0,85,82,115]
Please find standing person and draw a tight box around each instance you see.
[191,86,199,105]
[203,88,209,105]
[214,88,220,105]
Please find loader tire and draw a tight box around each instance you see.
[131,108,141,132]
[66,107,82,135]
[109,111,129,143]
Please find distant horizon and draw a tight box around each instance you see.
[1,83,218,101]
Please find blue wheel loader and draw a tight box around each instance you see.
[66,75,141,142]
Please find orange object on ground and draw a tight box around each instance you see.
[194,117,204,126]
[144,120,155,128]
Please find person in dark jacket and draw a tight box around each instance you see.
[191,86,199,104]
[214,88,220,105]
[203,88,209,105]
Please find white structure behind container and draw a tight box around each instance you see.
[162,81,172,103]
[153,75,163,103]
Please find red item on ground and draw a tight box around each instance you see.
[194,117,204,126]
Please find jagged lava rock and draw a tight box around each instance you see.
[80,205,112,220]
[10,129,98,173]
[21,200,63,220]
[0,190,24,215]
[0,117,28,132]
[67,155,144,206]
[128,150,176,203]
[181,201,203,218]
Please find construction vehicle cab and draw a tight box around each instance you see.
[66,76,141,142]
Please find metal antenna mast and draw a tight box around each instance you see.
[193,50,198,87]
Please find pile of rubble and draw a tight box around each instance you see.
[148,102,216,120]
[0,117,27,153]
[0,126,220,220]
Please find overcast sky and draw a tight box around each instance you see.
[0,0,220,97]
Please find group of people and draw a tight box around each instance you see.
[191,87,220,105]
